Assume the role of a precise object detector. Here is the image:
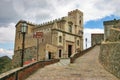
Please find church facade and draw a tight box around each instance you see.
[13,9,83,67]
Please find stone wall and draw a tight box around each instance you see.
[91,34,104,46]
[103,19,119,41]
[14,9,84,64]
[13,46,37,67]
[100,19,120,79]
[0,59,59,80]
[107,28,120,42]
[99,42,120,78]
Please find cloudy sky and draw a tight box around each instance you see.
[0,0,120,58]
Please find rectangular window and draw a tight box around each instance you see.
[79,20,81,25]
[77,40,79,46]
[69,25,72,33]
[59,36,62,43]
[18,33,20,39]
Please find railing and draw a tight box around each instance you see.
[70,45,95,63]
[0,59,59,80]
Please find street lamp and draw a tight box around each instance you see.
[21,21,27,67]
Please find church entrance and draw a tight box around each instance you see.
[48,52,52,59]
[68,45,72,57]
[59,49,62,58]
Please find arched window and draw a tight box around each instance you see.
[59,49,62,58]
[77,40,79,46]
[69,25,72,33]
[42,39,44,42]
[59,36,62,43]
[79,20,81,25]
[18,46,20,50]
[68,22,73,33]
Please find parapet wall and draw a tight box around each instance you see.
[37,17,66,27]
[70,45,95,63]
[0,59,59,80]
[99,42,120,78]
[68,9,83,16]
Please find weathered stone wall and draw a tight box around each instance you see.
[99,42,120,78]
[13,46,37,67]
[91,34,104,46]
[107,28,120,42]
[103,19,119,41]
[0,59,60,80]
[13,9,84,65]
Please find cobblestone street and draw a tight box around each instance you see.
[26,46,119,80]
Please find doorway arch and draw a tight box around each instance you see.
[59,49,62,58]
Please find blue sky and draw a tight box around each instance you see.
[0,0,120,58]
[85,15,120,29]
[0,42,14,50]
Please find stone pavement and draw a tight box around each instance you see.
[25,46,119,80]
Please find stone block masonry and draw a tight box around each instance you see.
[91,33,104,46]
[100,19,120,79]
[13,46,37,68]
[13,9,84,67]
[99,42,120,78]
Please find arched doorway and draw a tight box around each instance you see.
[68,45,72,57]
[48,52,52,59]
[59,49,62,58]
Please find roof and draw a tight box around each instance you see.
[15,20,37,27]
[15,17,67,28]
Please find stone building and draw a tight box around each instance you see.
[104,19,120,41]
[91,33,104,46]
[99,19,120,78]
[13,9,84,67]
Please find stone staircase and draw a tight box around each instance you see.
[52,58,70,66]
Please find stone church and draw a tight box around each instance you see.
[13,9,83,67]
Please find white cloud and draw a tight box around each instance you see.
[0,23,15,43]
[0,0,119,24]
[0,0,120,57]
[83,28,104,49]
[10,0,120,23]
[0,48,13,58]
